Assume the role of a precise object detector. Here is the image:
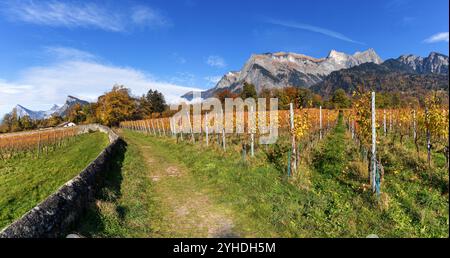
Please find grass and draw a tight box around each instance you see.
[136,116,446,237]
[76,135,162,237]
[77,114,448,238]
[306,116,448,237]
[77,131,240,237]
[0,132,109,229]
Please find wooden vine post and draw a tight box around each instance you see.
[46,134,49,155]
[425,107,431,167]
[146,120,151,135]
[186,111,195,143]
[289,103,297,175]
[371,92,377,193]
[151,120,155,134]
[205,112,209,147]
[171,117,176,138]
[215,117,220,146]
[172,118,177,140]
[157,119,162,136]
[389,110,392,133]
[412,110,417,143]
[161,119,166,136]
[250,106,255,157]
[319,106,323,140]
[53,131,57,150]
[222,127,226,150]
[179,118,184,141]
[383,110,387,136]
[326,109,330,131]
[37,132,41,158]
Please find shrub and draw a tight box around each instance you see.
[263,143,289,173]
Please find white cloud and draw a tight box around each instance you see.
[2,1,170,32]
[204,76,222,86]
[0,55,201,117]
[0,81,33,94]
[169,72,196,86]
[206,55,227,68]
[44,46,97,61]
[266,19,365,45]
[424,32,449,43]
[131,6,171,28]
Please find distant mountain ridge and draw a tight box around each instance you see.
[397,52,448,75]
[310,52,449,97]
[183,48,383,99]
[11,96,89,120]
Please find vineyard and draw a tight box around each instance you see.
[120,90,449,210]
[343,92,449,193]
[89,98,448,237]
[120,95,449,196]
[120,108,339,154]
[120,108,341,181]
[0,127,80,160]
[1,93,448,237]
[0,130,110,229]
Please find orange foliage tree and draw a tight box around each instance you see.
[95,85,136,127]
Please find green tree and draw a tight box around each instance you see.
[296,88,313,108]
[9,110,23,132]
[215,89,238,104]
[240,82,257,99]
[135,95,152,119]
[46,115,63,127]
[0,113,13,132]
[21,115,35,130]
[259,88,273,99]
[273,88,290,110]
[312,94,323,108]
[67,103,86,124]
[331,89,351,109]
[83,103,98,124]
[391,92,401,108]
[146,89,167,114]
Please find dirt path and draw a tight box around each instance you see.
[124,133,238,238]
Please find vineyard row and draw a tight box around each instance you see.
[0,127,80,160]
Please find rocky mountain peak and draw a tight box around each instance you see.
[50,104,60,111]
[326,49,349,64]
[327,49,344,58]
[353,48,383,64]
[183,48,383,100]
[397,52,448,75]
[9,95,89,120]
[66,95,81,103]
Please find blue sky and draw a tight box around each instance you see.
[0,0,448,116]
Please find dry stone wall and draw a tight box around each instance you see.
[0,124,120,238]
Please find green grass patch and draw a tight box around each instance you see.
[0,132,109,229]
[76,114,447,238]
[118,113,448,237]
[76,136,162,237]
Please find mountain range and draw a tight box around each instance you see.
[311,52,449,97]
[183,48,383,99]
[183,49,448,100]
[11,96,89,120]
[7,50,448,121]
